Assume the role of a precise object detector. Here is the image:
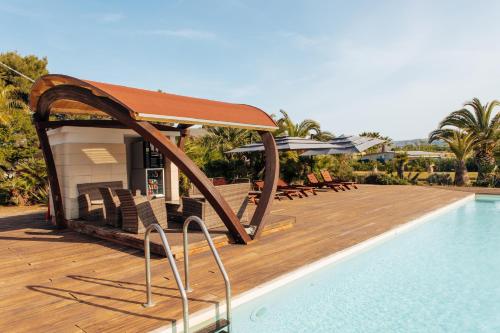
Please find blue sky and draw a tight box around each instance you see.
[1,0,499,140]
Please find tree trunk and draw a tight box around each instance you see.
[397,161,405,179]
[454,159,469,187]
[475,145,496,186]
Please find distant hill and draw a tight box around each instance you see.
[392,138,446,148]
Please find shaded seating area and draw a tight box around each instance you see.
[77,181,123,221]
[78,184,167,234]
[31,74,280,245]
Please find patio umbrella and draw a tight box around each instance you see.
[301,135,385,156]
[225,136,337,153]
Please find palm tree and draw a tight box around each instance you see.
[429,129,474,186]
[274,110,335,181]
[184,126,257,168]
[0,157,48,205]
[394,152,409,179]
[359,131,392,144]
[359,131,392,153]
[310,129,335,142]
[276,110,331,138]
[204,127,257,156]
[0,83,28,125]
[438,98,499,185]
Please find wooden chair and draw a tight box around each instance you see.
[306,173,344,192]
[77,181,123,220]
[320,169,358,190]
[277,179,317,197]
[182,181,251,229]
[254,180,303,200]
[247,191,261,204]
[98,187,121,228]
[115,189,167,234]
[211,177,228,186]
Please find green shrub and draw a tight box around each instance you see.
[178,173,190,197]
[433,158,456,172]
[0,190,9,205]
[334,157,354,181]
[280,152,312,183]
[427,173,453,186]
[406,158,431,172]
[473,174,499,188]
[362,173,410,185]
[466,158,478,172]
[203,158,250,180]
[406,172,421,185]
[351,160,376,171]
[311,155,354,182]
[354,174,368,184]
[1,157,48,205]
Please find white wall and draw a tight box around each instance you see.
[47,126,179,219]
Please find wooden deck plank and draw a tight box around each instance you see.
[0,185,470,332]
[65,214,295,259]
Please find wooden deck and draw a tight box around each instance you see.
[426,185,500,195]
[66,214,295,259]
[0,185,471,332]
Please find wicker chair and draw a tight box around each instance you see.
[77,181,123,220]
[182,181,251,229]
[98,187,122,228]
[115,189,167,234]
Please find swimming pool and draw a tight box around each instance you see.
[230,195,500,332]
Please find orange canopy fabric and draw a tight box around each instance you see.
[30,74,277,131]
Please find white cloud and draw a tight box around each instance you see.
[144,29,216,40]
[85,13,124,23]
[250,4,500,140]
[279,31,331,49]
[98,13,125,23]
[0,3,42,18]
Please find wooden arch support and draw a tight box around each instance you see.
[34,85,278,243]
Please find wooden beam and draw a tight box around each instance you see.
[249,131,279,238]
[133,122,251,244]
[34,120,66,228]
[35,85,252,244]
[176,124,192,150]
[38,120,180,132]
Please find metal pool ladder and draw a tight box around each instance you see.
[143,216,232,333]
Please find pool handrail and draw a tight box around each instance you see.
[183,215,232,332]
[144,223,189,332]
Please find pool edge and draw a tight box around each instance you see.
[151,193,475,333]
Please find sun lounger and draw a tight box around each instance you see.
[254,180,303,200]
[320,169,358,190]
[248,190,286,204]
[306,173,344,192]
[277,179,317,197]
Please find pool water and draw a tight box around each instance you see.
[232,196,500,332]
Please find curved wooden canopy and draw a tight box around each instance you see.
[30,74,278,131]
[30,75,279,244]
